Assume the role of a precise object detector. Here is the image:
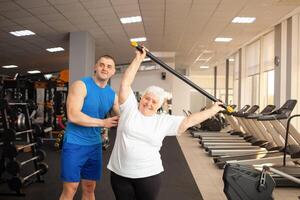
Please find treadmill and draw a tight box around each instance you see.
[198,105,256,143]
[192,105,249,138]
[202,105,275,149]
[207,106,277,157]
[214,100,300,169]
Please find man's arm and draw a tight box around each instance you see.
[67,80,118,128]
[118,48,147,105]
[177,102,224,135]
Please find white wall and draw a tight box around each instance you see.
[189,91,207,113]
[171,76,191,115]
[110,69,172,93]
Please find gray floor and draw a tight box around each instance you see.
[177,132,300,200]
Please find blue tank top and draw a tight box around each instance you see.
[64,77,115,145]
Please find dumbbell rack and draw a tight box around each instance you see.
[0,100,47,196]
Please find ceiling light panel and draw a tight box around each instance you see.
[120,16,142,24]
[215,37,232,42]
[10,30,35,37]
[27,70,41,74]
[200,65,209,69]
[130,37,147,42]
[2,65,18,69]
[46,47,64,52]
[232,17,256,24]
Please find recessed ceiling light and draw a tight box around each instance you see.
[200,65,209,69]
[232,17,256,24]
[130,37,147,42]
[120,16,142,24]
[44,74,53,80]
[215,37,232,42]
[27,70,41,74]
[46,47,64,52]
[2,65,18,69]
[229,58,235,62]
[10,30,35,37]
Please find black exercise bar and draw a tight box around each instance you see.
[130,42,233,112]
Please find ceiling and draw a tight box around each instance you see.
[0,0,300,77]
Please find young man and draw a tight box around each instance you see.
[59,55,119,200]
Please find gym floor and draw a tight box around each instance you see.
[0,128,202,200]
[1,129,299,200]
[178,131,300,200]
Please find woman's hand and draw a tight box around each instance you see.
[210,101,225,114]
[135,46,147,62]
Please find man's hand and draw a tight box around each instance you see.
[102,116,119,128]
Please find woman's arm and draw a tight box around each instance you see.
[177,102,224,134]
[118,48,147,105]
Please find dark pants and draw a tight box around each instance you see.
[110,171,162,200]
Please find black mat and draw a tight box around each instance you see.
[0,129,203,200]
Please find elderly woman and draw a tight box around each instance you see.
[107,47,223,200]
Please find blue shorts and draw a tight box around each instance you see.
[60,142,102,182]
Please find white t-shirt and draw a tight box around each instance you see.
[107,90,184,178]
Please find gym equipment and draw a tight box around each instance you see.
[217,101,298,162]
[3,142,42,159]
[7,162,48,191]
[6,149,46,175]
[101,128,110,150]
[130,42,233,113]
[263,165,300,185]
[223,163,275,200]
[266,114,300,187]
[2,128,33,142]
[223,163,300,200]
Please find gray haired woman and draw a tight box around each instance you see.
[107,47,223,200]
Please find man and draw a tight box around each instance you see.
[59,55,119,200]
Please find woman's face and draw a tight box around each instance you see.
[139,92,160,116]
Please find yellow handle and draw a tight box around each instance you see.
[130,41,138,47]
[226,106,234,113]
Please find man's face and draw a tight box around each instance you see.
[94,57,115,81]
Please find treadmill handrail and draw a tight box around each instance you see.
[263,166,300,184]
[283,114,300,166]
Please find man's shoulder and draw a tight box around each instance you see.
[79,76,91,83]
[106,84,116,94]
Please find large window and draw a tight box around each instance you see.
[232,52,239,107]
[245,40,260,106]
[265,70,275,104]
[261,31,275,107]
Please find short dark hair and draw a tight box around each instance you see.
[97,55,115,64]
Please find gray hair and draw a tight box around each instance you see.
[142,86,166,108]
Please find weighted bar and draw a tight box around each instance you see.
[7,162,48,191]
[130,42,234,113]
[14,129,32,136]
[6,149,46,175]
[4,142,42,159]
[8,102,28,106]
[2,129,33,142]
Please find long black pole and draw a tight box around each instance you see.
[131,42,233,112]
